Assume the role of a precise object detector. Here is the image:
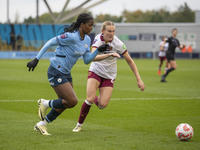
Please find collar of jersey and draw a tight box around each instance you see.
[100,34,113,43]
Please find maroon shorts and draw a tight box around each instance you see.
[87,71,115,88]
[159,56,166,61]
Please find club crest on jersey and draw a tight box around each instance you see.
[60,34,67,39]
[85,44,88,48]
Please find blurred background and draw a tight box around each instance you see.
[0,0,200,59]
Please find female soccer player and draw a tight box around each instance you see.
[72,21,145,132]
[160,28,185,82]
[158,36,169,75]
[27,13,109,135]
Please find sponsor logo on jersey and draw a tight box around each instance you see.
[74,51,84,55]
[101,51,113,54]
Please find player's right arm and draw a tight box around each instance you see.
[160,41,167,51]
[36,37,58,60]
[159,41,165,51]
[91,47,120,61]
[27,37,58,71]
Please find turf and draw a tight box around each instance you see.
[0,59,200,150]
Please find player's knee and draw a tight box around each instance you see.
[63,97,78,108]
[86,96,96,103]
[98,104,105,109]
[171,66,176,70]
[70,99,78,108]
[98,103,107,109]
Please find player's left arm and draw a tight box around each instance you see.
[179,43,185,50]
[178,40,185,50]
[83,44,110,64]
[123,51,145,91]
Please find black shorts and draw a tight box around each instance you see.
[166,51,175,62]
[47,65,72,87]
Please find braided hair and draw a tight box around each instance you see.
[62,13,93,34]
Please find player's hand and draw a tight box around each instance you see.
[97,44,110,52]
[137,79,145,91]
[160,46,164,51]
[110,53,121,58]
[27,58,39,71]
[182,44,186,49]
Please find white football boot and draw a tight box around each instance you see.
[34,124,51,135]
[38,98,48,121]
[72,124,82,132]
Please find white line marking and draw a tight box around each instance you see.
[0,100,36,102]
[0,97,200,102]
[111,97,200,100]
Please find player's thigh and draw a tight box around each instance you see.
[169,60,177,69]
[86,78,100,102]
[53,82,77,104]
[98,87,113,107]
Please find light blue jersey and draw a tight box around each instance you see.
[36,30,100,74]
[50,31,91,74]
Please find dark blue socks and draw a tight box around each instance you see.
[49,98,65,109]
[45,109,61,123]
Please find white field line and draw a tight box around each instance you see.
[0,97,200,102]
[111,97,200,100]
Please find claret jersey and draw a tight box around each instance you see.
[89,34,127,80]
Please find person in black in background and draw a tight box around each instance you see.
[160,28,185,82]
[16,34,23,51]
[10,32,16,51]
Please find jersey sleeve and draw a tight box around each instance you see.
[56,33,73,45]
[92,35,102,48]
[166,37,172,43]
[177,39,180,47]
[83,35,91,54]
[114,36,127,54]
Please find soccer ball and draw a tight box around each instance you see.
[175,123,194,141]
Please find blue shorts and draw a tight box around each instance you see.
[47,65,72,87]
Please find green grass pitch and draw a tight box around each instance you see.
[0,59,200,150]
